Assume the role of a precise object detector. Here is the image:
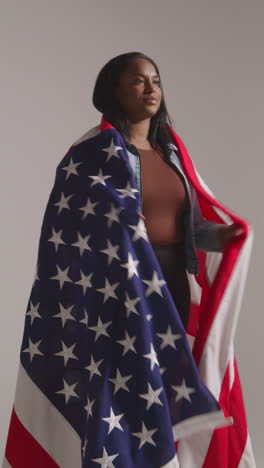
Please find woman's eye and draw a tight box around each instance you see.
[135,79,161,86]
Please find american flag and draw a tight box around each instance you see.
[2,115,255,467]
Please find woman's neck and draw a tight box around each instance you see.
[130,140,153,150]
[128,118,151,149]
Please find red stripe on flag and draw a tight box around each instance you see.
[202,359,247,467]
[186,302,201,336]
[202,362,230,467]
[228,358,248,466]
[5,407,59,468]
[192,240,242,365]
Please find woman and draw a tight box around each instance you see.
[3,52,247,468]
[92,51,242,329]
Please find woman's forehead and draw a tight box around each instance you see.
[122,59,159,77]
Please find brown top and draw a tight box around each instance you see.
[139,147,188,244]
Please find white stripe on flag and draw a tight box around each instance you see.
[187,272,202,304]
[238,433,256,468]
[229,348,235,390]
[186,333,195,351]
[195,169,233,224]
[177,429,214,468]
[199,230,254,399]
[195,170,216,198]
[172,411,231,441]
[213,205,233,225]
[161,453,179,467]
[205,251,223,286]
[14,364,82,468]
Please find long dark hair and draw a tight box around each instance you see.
[92,52,175,160]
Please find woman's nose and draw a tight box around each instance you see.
[145,82,155,93]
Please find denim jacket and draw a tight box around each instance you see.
[125,141,223,275]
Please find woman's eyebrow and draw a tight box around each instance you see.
[133,72,160,78]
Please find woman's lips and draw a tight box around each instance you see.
[144,98,157,104]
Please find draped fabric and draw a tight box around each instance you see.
[2,115,255,468]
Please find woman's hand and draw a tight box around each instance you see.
[217,222,244,249]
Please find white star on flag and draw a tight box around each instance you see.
[22,338,43,362]
[102,407,124,434]
[26,300,41,325]
[82,436,88,458]
[53,302,76,328]
[117,331,137,356]
[88,168,111,187]
[48,227,66,252]
[54,341,78,365]
[156,325,182,350]
[143,270,166,297]
[104,203,124,228]
[96,278,119,303]
[79,308,89,328]
[99,239,120,264]
[109,368,132,395]
[91,447,119,467]
[50,264,73,289]
[54,192,73,214]
[61,157,82,180]
[171,378,196,403]
[124,292,140,317]
[101,138,122,162]
[139,383,164,410]
[82,437,88,458]
[116,181,139,199]
[56,378,79,404]
[143,343,160,371]
[132,422,158,449]
[121,252,139,279]
[75,271,93,294]
[88,317,111,342]
[84,396,95,419]
[71,233,92,255]
[128,218,149,242]
[79,197,100,220]
[85,355,103,381]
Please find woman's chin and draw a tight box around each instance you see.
[127,107,159,122]
[140,107,159,119]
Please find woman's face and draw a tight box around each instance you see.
[114,58,163,122]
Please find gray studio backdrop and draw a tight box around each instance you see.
[1,0,263,464]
